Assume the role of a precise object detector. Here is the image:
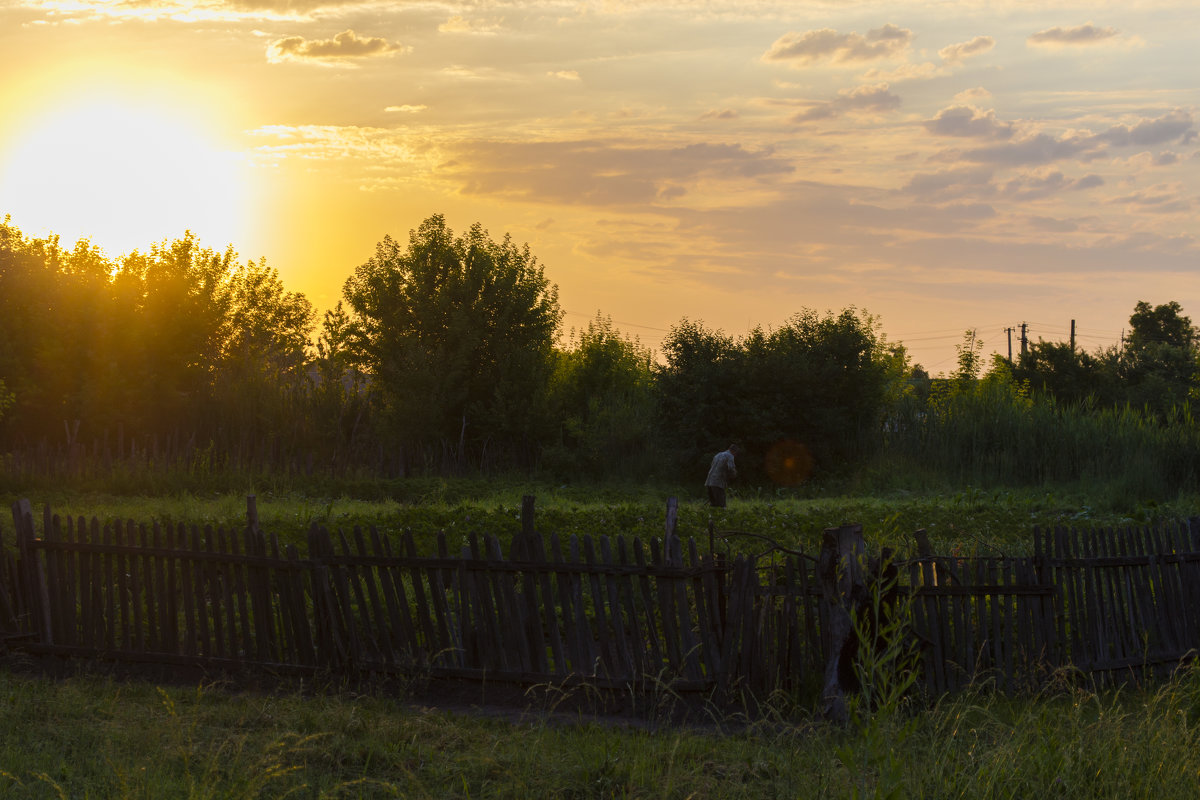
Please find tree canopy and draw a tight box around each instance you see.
[341,214,562,468]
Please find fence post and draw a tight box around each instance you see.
[664,497,681,567]
[515,495,536,560]
[247,495,259,534]
[11,500,51,644]
[819,523,865,723]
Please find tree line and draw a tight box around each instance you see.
[1,213,1197,490]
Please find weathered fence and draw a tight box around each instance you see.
[1,498,1199,707]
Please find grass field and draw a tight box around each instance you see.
[11,480,1197,558]
[1,663,1199,798]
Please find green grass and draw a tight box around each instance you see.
[1,665,1199,798]
[7,482,1196,559]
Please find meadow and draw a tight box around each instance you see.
[2,648,1200,797]
[3,480,1200,798]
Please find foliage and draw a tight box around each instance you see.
[1012,299,1200,419]
[7,212,1200,496]
[544,313,658,479]
[0,218,314,458]
[655,309,907,484]
[341,214,562,471]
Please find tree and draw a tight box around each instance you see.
[208,258,316,454]
[1012,340,1103,406]
[546,313,657,477]
[654,318,742,471]
[1110,300,1198,416]
[655,309,906,481]
[954,329,984,386]
[739,309,904,474]
[342,214,562,469]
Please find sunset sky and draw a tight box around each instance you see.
[1,0,1196,374]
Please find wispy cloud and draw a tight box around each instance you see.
[939,111,1195,167]
[267,29,405,65]
[438,15,502,35]
[1027,23,1119,48]
[445,140,795,206]
[792,84,901,122]
[763,24,912,66]
[938,36,994,65]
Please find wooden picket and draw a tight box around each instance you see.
[3,500,1200,704]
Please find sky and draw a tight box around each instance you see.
[0,0,1197,375]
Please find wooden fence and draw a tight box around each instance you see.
[1,498,1199,708]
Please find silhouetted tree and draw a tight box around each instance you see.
[342,214,562,470]
[546,313,657,477]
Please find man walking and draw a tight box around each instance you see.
[705,444,740,508]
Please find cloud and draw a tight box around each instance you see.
[1110,184,1192,213]
[924,106,1014,139]
[953,132,1099,166]
[1027,23,1119,47]
[438,15,502,34]
[1097,110,1194,147]
[247,124,419,166]
[549,70,581,80]
[1000,171,1103,201]
[954,87,992,104]
[763,24,912,66]
[267,29,404,64]
[903,166,995,201]
[445,140,794,206]
[929,111,1195,168]
[792,84,901,122]
[700,109,739,120]
[938,36,995,65]
[385,104,426,113]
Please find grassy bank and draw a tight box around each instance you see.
[1,665,1198,798]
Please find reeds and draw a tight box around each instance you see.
[880,377,1200,502]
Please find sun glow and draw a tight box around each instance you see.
[0,95,251,257]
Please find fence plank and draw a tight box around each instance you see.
[599,536,632,680]
[531,532,567,676]
[431,533,462,666]
[582,535,617,678]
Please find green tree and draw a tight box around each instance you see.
[546,313,657,478]
[1108,300,1198,416]
[656,309,906,482]
[654,318,742,474]
[1013,340,1104,406]
[740,309,905,476]
[342,214,562,470]
[310,302,374,463]
[208,258,316,457]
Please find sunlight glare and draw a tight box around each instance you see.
[0,97,250,256]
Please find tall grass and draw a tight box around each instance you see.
[876,377,1200,505]
[2,663,1200,798]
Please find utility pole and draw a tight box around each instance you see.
[1004,326,1014,362]
[1070,319,1076,352]
[1020,322,1028,357]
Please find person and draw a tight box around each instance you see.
[704,444,740,507]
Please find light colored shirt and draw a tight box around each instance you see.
[705,450,737,488]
